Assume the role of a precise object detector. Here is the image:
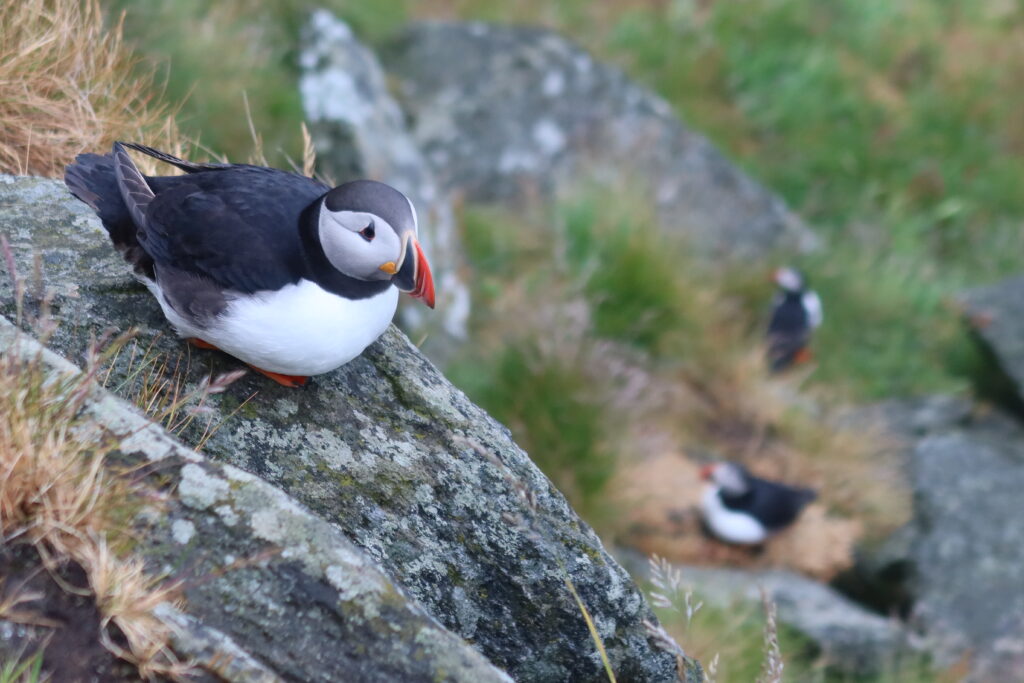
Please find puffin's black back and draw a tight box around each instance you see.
[720,475,816,531]
[65,145,331,292]
[767,292,811,370]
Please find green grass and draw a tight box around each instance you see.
[0,649,44,683]
[657,596,946,683]
[110,0,1024,399]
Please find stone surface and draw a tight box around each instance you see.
[299,11,469,360]
[961,274,1024,408]
[0,175,697,682]
[619,550,907,676]
[906,414,1024,679]
[0,314,509,683]
[382,21,819,259]
[842,395,1024,680]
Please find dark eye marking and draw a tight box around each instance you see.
[359,221,375,242]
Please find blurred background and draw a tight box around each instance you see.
[8,0,1024,680]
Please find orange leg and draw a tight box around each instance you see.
[246,365,309,388]
[187,337,220,350]
[186,338,308,388]
[793,347,815,364]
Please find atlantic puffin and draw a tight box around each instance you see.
[766,267,822,372]
[699,462,816,545]
[64,142,434,387]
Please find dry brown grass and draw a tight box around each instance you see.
[0,318,190,678]
[0,0,187,177]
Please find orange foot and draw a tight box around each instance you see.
[793,347,815,364]
[187,337,220,350]
[187,338,308,387]
[246,365,309,388]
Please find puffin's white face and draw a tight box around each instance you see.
[704,463,749,496]
[318,208,405,282]
[316,180,434,308]
[774,267,804,292]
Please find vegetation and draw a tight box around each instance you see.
[0,0,186,177]
[0,316,189,677]
[5,0,1020,679]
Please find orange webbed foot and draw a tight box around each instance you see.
[246,365,309,388]
[187,337,220,351]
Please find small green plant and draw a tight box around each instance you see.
[0,648,45,683]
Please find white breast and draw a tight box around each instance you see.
[150,279,399,376]
[700,486,768,545]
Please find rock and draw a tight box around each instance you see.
[0,175,697,681]
[381,21,819,259]
[0,313,508,682]
[842,395,1024,680]
[904,413,1024,679]
[618,550,907,676]
[299,11,469,361]
[961,274,1024,410]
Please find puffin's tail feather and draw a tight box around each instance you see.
[120,141,229,174]
[64,149,154,279]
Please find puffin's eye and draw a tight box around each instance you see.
[359,222,375,242]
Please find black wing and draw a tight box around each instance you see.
[141,167,328,293]
[766,294,811,370]
[722,478,816,531]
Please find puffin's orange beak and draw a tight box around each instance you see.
[410,238,435,309]
[393,235,435,309]
[700,464,715,481]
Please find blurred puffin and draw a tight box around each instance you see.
[699,462,816,545]
[65,142,434,387]
[766,267,822,372]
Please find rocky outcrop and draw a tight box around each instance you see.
[0,315,508,682]
[381,21,819,259]
[842,396,1024,681]
[0,175,698,681]
[299,11,469,361]
[961,274,1024,410]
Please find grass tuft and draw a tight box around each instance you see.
[0,0,187,177]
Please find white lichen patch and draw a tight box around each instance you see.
[214,504,238,527]
[178,463,230,510]
[533,119,566,156]
[171,519,196,545]
[325,564,384,605]
[250,509,286,544]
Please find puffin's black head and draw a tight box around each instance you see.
[317,180,435,308]
[773,267,806,294]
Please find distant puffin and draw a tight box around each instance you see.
[65,142,434,387]
[766,267,822,371]
[699,462,816,545]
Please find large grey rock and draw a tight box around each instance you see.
[961,274,1024,407]
[905,414,1024,680]
[618,550,907,676]
[0,175,697,682]
[845,396,1024,681]
[381,21,819,259]
[299,12,469,360]
[0,315,508,682]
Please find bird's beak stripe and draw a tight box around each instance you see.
[392,233,435,309]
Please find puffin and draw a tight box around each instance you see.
[64,142,434,387]
[766,267,822,372]
[699,462,816,545]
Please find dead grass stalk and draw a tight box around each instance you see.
[0,0,187,177]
